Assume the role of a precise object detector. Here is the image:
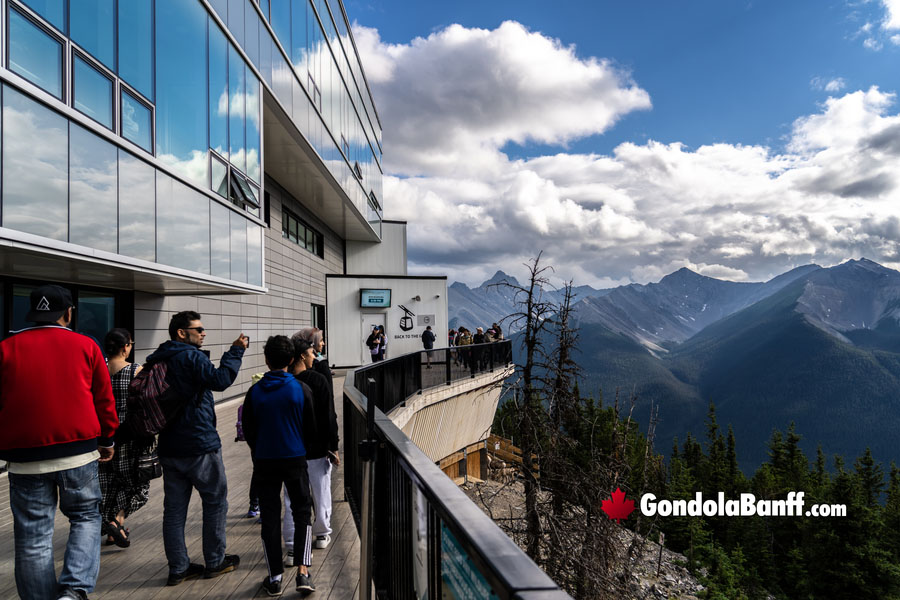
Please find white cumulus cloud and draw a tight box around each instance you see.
[356,22,900,287]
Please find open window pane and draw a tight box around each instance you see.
[121,89,152,151]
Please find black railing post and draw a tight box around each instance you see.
[445,346,452,386]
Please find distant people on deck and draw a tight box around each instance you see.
[422,325,436,368]
[366,326,381,363]
[99,328,150,549]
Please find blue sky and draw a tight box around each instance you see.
[347,0,900,287]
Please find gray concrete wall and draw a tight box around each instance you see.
[133,176,344,401]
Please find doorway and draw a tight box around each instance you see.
[361,313,385,364]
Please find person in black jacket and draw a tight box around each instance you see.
[242,336,317,596]
[421,325,436,369]
[287,339,340,552]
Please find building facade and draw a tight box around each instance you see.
[0,0,388,396]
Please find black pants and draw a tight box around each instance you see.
[249,468,260,504]
[254,457,313,576]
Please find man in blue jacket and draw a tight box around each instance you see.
[147,311,248,586]
[242,336,317,597]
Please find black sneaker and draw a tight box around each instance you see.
[56,589,87,600]
[166,563,204,586]
[204,554,240,578]
[261,576,283,597]
[296,572,316,594]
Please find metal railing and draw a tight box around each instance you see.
[344,341,573,600]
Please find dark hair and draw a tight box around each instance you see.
[292,338,313,362]
[103,328,132,357]
[169,311,202,339]
[264,335,295,369]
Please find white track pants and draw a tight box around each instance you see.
[283,457,333,549]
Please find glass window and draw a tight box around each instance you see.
[70,0,114,68]
[118,150,156,262]
[209,21,229,159]
[245,68,261,183]
[210,201,231,279]
[121,90,152,152]
[211,153,228,198]
[270,0,290,53]
[73,54,113,128]
[11,284,38,332]
[76,291,115,349]
[228,45,246,174]
[118,0,153,99]
[156,171,210,274]
[8,8,63,99]
[244,0,260,68]
[234,171,259,206]
[156,0,208,188]
[291,0,306,68]
[69,124,117,252]
[247,223,262,286]
[259,22,273,88]
[228,0,244,47]
[259,0,269,21]
[311,303,325,329]
[209,0,227,22]
[20,0,65,33]
[2,85,68,240]
[230,210,247,283]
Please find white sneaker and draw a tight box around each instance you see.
[313,534,331,549]
[283,550,294,568]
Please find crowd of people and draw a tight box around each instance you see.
[0,284,337,599]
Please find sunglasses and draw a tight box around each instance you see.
[182,327,205,333]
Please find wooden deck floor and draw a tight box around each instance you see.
[0,374,359,599]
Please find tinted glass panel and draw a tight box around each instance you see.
[259,0,269,21]
[210,201,230,279]
[270,0,290,52]
[77,291,114,349]
[230,210,247,283]
[211,154,228,198]
[245,69,261,183]
[156,0,208,188]
[121,90,152,152]
[70,124,117,252]
[20,0,64,32]
[228,45,246,174]
[73,55,113,128]
[209,0,227,21]
[3,86,68,240]
[8,9,63,99]
[11,285,38,333]
[259,21,273,88]
[247,223,262,286]
[291,0,306,68]
[209,21,229,159]
[228,0,243,47]
[244,0,259,67]
[118,0,153,99]
[70,0,114,68]
[118,150,156,261]
[156,172,210,274]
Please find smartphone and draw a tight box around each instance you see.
[245,335,251,347]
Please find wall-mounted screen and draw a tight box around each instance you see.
[360,288,391,308]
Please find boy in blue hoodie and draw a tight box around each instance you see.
[241,336,317,596]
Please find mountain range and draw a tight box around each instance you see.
[451,259,900,470]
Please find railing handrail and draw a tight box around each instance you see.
[345,340,574,599]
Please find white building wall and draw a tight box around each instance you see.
[345,221,408,276]
[326,275,448,367]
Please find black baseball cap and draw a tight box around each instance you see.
[26,284,74,323]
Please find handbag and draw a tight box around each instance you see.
[134,443,162,483]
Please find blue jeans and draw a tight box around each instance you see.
[8,461,102,600]
[161,449,228,574]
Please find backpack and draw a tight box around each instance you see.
[124,361,186,437]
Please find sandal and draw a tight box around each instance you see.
[102,521,130,548]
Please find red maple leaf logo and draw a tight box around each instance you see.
[602,488,635,522]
